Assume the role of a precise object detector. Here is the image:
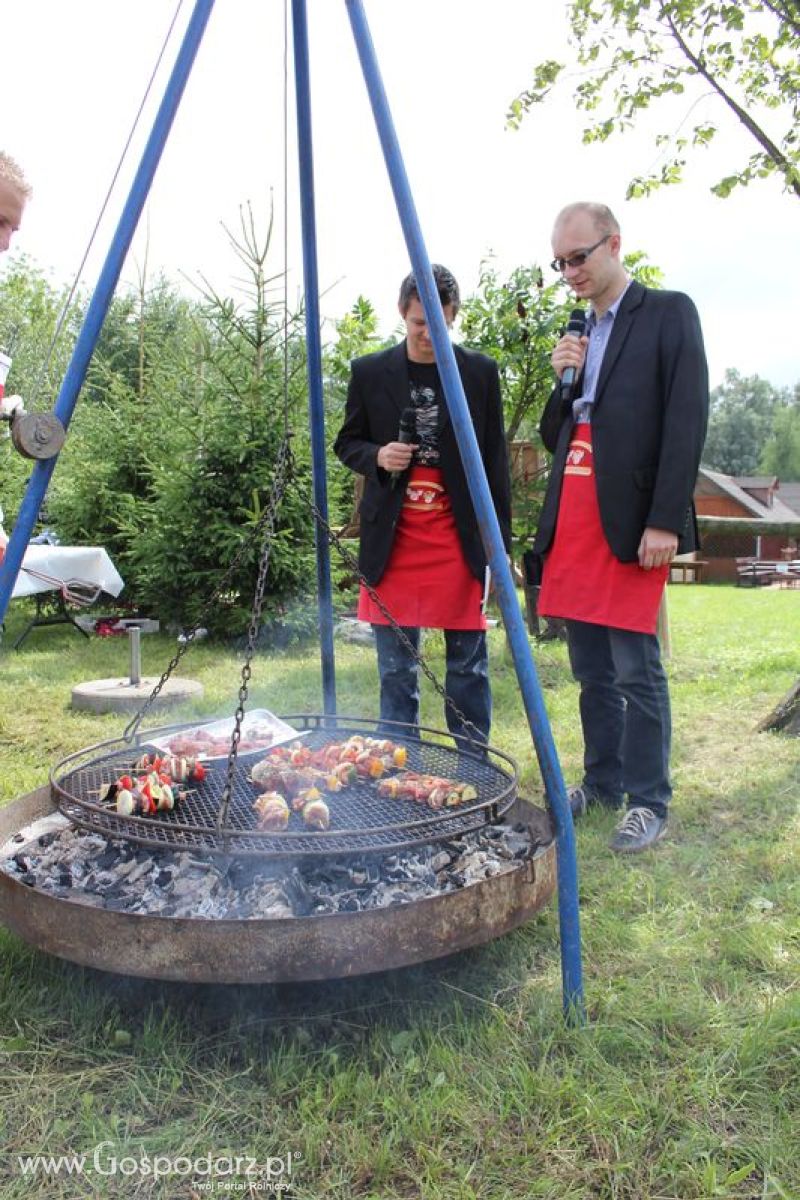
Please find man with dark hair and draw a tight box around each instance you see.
[334,264,512,746]
[397,261,460,316]
[534,201,709,852]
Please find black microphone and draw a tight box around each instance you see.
[560,308,587,403]
[390,406,416,488]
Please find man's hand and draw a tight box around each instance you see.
[377,440,418,473]
[638,527,678,570]
[551,333,588,381]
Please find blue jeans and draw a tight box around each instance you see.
[373,625,491,747]
[565,620,672,817]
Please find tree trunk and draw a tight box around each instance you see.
[758,677,800,736]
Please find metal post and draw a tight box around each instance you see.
[0,0,217,626]
[657,591,671,661]
[292,0,337,716]
[129,627,142,686]
[345,0,584,1019]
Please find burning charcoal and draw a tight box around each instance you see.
[261,900,293,920]
[126,859,154,886]
[100,879,126,899]
[170,875,204,899]
[385,862,416,882]
[113,858,144,882]
[284,869,315,917]
[320,863,355,887]
[506,832,534,859]
[171,880,219,915]
[225,860,259,891]
[1,785,544,922]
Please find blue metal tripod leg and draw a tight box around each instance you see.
[292,0,337,717]
[343,0,585,1021]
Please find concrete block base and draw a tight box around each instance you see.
[71,676,204,714]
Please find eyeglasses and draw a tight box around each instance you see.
[550,234,611,274]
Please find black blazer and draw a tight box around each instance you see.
[533,282,709,563]
[334,341,512,586]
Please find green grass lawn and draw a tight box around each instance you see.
[0,586,798,1199]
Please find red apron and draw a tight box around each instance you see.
[538,423,667,634]
[358,466,486,630]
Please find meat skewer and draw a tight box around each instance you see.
[378,772,478,809]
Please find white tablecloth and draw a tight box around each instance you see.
[11,545,124,600]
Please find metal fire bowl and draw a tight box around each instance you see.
[52,714,520,860]
[0,786,556,984]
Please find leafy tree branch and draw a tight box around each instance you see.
[508,0,800,201]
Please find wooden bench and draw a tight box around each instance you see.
[736,558,800,587]
[669,559,707,584]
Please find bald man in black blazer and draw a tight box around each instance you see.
[534,202,708,853]
[535,280,707,565]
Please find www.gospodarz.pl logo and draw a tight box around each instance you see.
[16,1143,300,1191]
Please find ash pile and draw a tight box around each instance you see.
[1,814,545,920]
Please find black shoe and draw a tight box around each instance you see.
[567,783,624,819]
[609,806,667,853]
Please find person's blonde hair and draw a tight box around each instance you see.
[553,202,619,237]
[0,152,32,199]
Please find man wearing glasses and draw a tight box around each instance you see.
[533,202,708,852]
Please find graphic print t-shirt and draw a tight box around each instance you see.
[406,359,440,466]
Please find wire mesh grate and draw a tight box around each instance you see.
[53,714,518,859]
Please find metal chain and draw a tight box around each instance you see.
[122,436,294,744]
[309,497,486,752]
[215,438,294,834]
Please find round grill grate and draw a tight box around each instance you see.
[52,714,519,859]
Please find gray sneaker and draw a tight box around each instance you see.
[609,806,667,853]
[567,783,624,819]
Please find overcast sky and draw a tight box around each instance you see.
[3,0,799,390]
